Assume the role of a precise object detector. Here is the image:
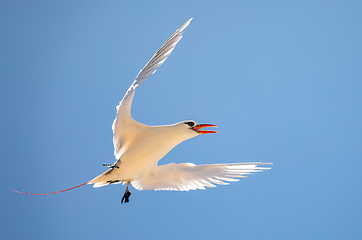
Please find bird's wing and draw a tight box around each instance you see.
[132,162,272,191]
[112,19,192,159]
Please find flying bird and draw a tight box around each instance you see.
[12,18,271,203]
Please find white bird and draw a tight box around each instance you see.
[12,18,271,203]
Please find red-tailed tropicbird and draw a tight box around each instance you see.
[12,18,271,203]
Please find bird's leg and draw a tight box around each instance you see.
[121,181,131,203]
[103,163,119,169]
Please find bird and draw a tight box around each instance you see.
[11,18,271,203]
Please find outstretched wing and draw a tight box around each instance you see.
[132,162,272,191]
[112,19,192,159]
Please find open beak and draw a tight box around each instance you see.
[192,124,218,134]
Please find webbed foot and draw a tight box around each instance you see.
[121,189,131,203]
[121,181,131,204]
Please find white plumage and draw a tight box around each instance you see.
[11,18,271,201]
[132,163,271,191]
[12,19,270,202]
[87,18,272,197]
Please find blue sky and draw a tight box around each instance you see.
[1,1,362,239]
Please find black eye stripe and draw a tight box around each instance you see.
[185,121,195,127]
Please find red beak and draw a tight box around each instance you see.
[192,124,218,134]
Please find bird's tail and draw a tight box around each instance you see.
[87,168,126,188]
[10,182,90,195]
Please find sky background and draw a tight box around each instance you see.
[1,1,362,239]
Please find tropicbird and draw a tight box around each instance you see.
[12,18,271,203]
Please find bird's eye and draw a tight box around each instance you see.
[185,121,195,127]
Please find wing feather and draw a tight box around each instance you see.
[112,19,192,158]
[132,162,272,191]
[114,18,192,119]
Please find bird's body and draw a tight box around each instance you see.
[89,123,198,186]
[12,18,271,202]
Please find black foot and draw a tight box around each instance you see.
[103,164,119,169]
[121,189,131,203]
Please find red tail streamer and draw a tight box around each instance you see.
[10,182,89,195]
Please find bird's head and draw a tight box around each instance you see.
[159,121,218,146]
[174,120,218,137]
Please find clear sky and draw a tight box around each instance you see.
[1,1,362,240]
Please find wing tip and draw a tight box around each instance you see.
[180,18,193,30]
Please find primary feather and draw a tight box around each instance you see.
[132,163,271,191]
